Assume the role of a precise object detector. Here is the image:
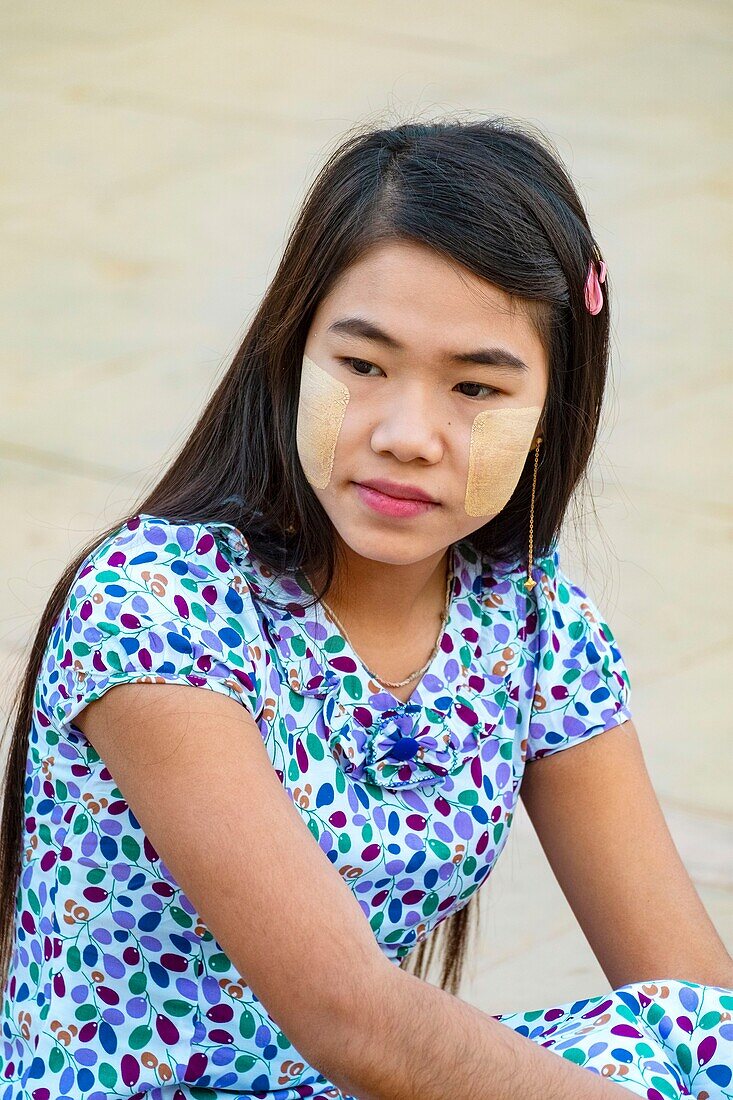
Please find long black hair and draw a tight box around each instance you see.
[1,115,612,1000]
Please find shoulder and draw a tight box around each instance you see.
[529,544,625,658]
[467,539,547,623]
[69,511,275,609]
[520,544,633,761]
[81,511,251,577]
[43,513,269,735]
[477,540,616,636]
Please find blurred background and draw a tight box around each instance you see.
[1,1,730,1013]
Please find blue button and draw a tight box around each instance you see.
[390,736,420,761]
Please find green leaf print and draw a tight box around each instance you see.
[238,1008,256,1039]
[370,912,385,933]
[650,1077,679,1099]
[129,971,147,995]
[343,674,362,700]
[170,905,193,928]
[337,832,351,853]
[106,650,123,672]
[427,838,451,860]
[98,1062,118,1088]
[163,998,195,1017]
[49,1047,64,1073]
[98,621,120,636]
[305,731,325,760]
[121,835,141,861]
[675,1042,692,1074]
[209,952,231,972]
[424,891,439,916]
[129,1024,153,1049]
[562,1048,586,1065]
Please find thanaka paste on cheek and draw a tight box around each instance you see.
[296,353,350,489]
[464,404,542,517]
[296,351,541,514]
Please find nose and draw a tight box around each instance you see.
[368,382,445,465]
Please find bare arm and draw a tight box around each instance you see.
[77,682,635,1100]
[520,718,733,989]
[328,963,639,1100]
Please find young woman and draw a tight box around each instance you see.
[1,119,731,1100]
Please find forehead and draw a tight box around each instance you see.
[311,238,547,368]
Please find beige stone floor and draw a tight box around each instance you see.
[1,2,731,1014]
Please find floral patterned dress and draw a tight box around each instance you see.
[1,513,731,1100]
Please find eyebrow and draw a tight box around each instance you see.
[326,315,530,373]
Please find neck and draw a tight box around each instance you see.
[309,539,452,634]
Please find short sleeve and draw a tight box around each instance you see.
[525,547,633,763]
[44,513,267,738]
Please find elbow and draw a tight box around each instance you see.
[300,952,398,1097]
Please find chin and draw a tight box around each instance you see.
[330,522,448,566]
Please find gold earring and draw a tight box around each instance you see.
[523,436,542,593]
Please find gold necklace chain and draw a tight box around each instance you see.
[317,556,454,690]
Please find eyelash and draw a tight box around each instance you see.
[341,357,502,399]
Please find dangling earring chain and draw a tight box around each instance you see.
[318,558,454,690]
[523,436,542,593]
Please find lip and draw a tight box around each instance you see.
[356,478,439,503]
[353,481,440,520]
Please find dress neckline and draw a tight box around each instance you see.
[137,514,532,789]
[239,535,486,704]
[297,541,460,709]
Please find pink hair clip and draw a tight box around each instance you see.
[584,259,607,315]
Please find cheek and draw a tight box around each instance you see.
[296,353,350,489]
[463,405,542,517]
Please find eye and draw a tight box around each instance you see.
[455,381,501,399]
[342,357,383,377]
[338,356,499,400]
